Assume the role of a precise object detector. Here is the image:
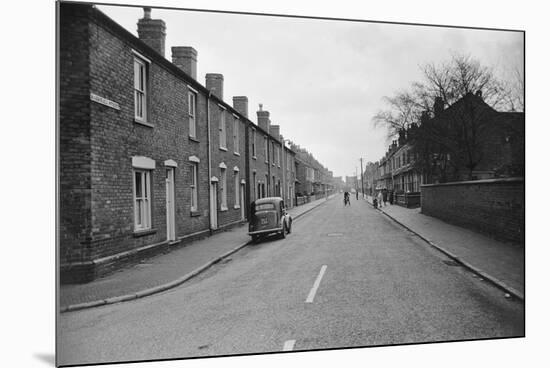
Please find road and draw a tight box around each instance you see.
[57,196,524,366]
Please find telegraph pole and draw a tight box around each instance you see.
[355,166,359,197]
[360,157,365,199]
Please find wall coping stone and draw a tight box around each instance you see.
[421,177,524,188]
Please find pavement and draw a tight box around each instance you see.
[364,195,524,300]
[59,195,335,312]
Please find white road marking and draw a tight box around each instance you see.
[306,265,327,303]
[283,339,296,351]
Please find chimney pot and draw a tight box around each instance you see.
[143,7,151,19]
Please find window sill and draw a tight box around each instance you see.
[133,228,157,237]
[234,205,241,209]
[219,147,228,152]
[219,206,228,212]
[233,152,240,156]
[252,156,257,160]
[134,119,154,128]
[189,136,200,143]
[190,210,201,217]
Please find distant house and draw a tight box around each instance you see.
[372,91,524,207]
[413,92,525,183]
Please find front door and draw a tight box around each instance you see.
[165,168,176,241]
[210,182,218,229]
[240,183,245,220]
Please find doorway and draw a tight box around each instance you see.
[165,168,176,241]
[210,180,218,229]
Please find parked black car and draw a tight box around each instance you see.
[248,197,292,242]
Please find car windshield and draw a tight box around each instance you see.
[255,203,276,211]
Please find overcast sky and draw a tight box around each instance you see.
[98,4,523,178]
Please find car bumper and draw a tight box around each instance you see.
[248,227,283,236]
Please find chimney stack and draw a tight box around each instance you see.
[269,125,280,142]
[205,73,224,100]
[433,96,444,116]
[137,7,166,57]
[257,104,270,132]
[171,47,197,80]
[233,96,248,118]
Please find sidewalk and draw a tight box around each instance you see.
[60,195,334,312]
[364,196,524,300]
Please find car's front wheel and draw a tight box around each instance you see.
[287,219,292,234]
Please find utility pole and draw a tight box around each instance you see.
[355,167,358,193]
[360,157,365,199]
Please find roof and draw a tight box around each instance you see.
[77,3,286,144]
[253,197,284,204]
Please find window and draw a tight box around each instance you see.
[234,171,240,207]
[133,170,151,230]
[264,137,268,162]
[252,129,256,158]
[255,203,275,211]
[233,118,239,154]
[188,91,197,138]
[219,108,227,149]
[276,146,280,167]
[190,163,198,212]
[134,57,148,121]
[220,167,227,210]
[271,142,275,164]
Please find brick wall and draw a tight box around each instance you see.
[59,4,93,267]
[209,103,247,227]
[59,4,300,282]
[87,11,212,262]
[421,178,524,243]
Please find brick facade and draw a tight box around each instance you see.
[59,4,311,283]
[421,178,524,243]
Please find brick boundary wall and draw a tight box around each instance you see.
[421,178,524,244]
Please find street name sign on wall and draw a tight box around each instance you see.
[90,93,121,110]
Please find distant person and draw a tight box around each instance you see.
[344,191,350,206]
[382,188,388,206]
[378,190,384,207]
[356,191,359,200]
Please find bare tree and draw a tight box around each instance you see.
[373,53,514,140]
[372,90,423,139]
[501,65,524,112]
[373,52,522,182]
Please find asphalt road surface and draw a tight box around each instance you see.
[58,197,524,366]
